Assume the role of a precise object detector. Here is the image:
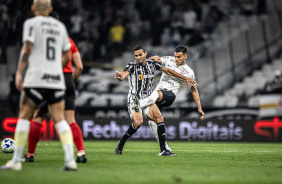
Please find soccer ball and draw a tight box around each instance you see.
[1,138,15,153]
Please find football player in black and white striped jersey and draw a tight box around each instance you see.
[114,45,196,156]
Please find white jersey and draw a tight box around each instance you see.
[22,16,70,90]
[155,56,195,94]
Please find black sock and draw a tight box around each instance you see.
[157,122,166,152]
[120,123,137,144]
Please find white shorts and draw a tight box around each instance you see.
[127,95,150,120]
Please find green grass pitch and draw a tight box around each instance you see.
[0,141,282,184]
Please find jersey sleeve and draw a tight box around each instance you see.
[22,19,34,43]
[185,68,195,79]
[69,38,79,54]
[153,61,163,71]
[62,24,71,52]
[123,63,134,74]
[190,70,195,79]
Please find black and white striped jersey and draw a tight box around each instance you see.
[124,59,163,100]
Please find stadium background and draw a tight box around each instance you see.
[0,0,281,142]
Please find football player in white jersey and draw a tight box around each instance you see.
[0,0,77,171]
[133,45,204,149]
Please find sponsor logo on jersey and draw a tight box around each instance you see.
[41,73,61,81]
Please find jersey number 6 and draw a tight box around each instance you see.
[46,37,56,61]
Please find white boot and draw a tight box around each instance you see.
[0,160,22,171]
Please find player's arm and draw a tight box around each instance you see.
[15,41,33,91]
[190,85,204,120]
[161,67,197,87]
[115,71,129,81]
[149,55,162,64]
[72,52,83,83]
[62,50,70,68]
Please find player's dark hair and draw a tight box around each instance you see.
[50,11,60,20]
[175,45,188,54]
[134,44,146,52]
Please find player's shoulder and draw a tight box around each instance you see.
[128,61,136,65]
[24,16,38,24]
[146,59,155,63]
[182,64,194,75]
[183,63,193,70]
[125,61,136,68]
[49,16,66,28]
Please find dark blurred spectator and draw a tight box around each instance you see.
[135,0,153,21]
[183,5,197,35]
[0,3,8,63]
[170,15,183,36]
[230,0,242,15]
[126,11,143,46]
[171,29,182,47]
[187,30,205,47]
[203,5,227,36]
[8,74,20,114]
[70,8,84,43]
[160,0,172,28]
[151,9,163,46]
[256,0,267,15]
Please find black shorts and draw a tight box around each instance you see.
[38,73,75,111]
[24,87,65,107]
[155,90,176,111]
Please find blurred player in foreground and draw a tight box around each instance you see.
[23,12,86,164]
[1,0,77,171]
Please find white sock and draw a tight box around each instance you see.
[11,119,30,164]
[55,120,74,163]
[139,90,159,109]
[148,120,171,151]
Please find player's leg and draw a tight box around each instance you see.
[64,73,86,163]
[148,90,175,151]
[148,120,171,152]
[1,91,37,170]
[133,90,162,109]
[115,95,143,155]
[146,104,175,156]
[115,111,143,155]
[66,110,86,163]
[48,91,76,171]
[25,102,48,162]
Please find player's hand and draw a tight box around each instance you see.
[185,78,198,87]
[15,72,24,91]
[149,55,161,63]
[198,109,205,120]
[115,71,122,81]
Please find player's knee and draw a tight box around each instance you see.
[19,110,33,120]
[134,120,143,129]
[155,115,164,123]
